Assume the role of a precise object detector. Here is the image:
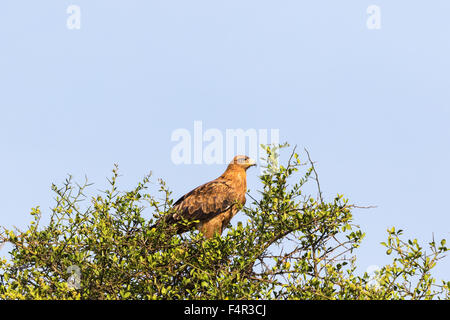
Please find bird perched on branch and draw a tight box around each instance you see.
[155,155,256,239]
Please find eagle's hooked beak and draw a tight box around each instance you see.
[248,158,257,167]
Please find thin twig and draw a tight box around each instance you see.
[304,148,323,204]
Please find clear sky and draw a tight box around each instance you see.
[1,1,449,280]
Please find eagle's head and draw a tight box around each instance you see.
[230,155,257,170]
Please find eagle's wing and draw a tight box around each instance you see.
[165,179,243,227]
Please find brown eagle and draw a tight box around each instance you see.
[156,155,256,239]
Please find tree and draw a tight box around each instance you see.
[1,145,449,299]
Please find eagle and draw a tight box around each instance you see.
[155,155,256,239]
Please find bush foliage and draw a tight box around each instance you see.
[1,145,449,299]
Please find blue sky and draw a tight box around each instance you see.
[1,1,450,280]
